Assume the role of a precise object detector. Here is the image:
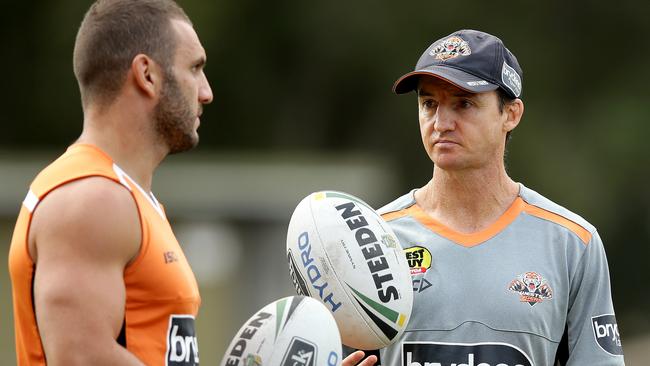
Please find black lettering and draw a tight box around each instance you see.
[355,228,377,246]
[408,258,423,268]
[361,243,383,260]
[229,338,246,357]
[335,202,361,220]
[249,311,272,328]
[367,256,389,273]
[225,358,239,366]
[373,272,393,290]
[378,286,399,302]
[346,215,368,231]
[241,326,256,340]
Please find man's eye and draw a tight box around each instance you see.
[192,63,204,72]
[459,100,472,108]
[422,100,437,109]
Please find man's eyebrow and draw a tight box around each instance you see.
[417,90,432,97]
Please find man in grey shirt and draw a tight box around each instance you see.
[370,29,624,366]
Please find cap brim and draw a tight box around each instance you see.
[392,66,499,94]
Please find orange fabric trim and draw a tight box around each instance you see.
[381,210,410,222]
[383,198,526,247]
[523,203,592,245]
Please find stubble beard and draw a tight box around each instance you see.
[154,70,198,155]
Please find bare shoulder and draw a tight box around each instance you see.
[30,177,144,363]
[30,176,141,265]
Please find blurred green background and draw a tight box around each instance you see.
[1,0,649,364]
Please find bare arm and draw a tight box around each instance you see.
[30,177,144,365]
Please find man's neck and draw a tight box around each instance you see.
[77,103,167,191]
[415,165,520,234]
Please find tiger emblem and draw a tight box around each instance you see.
[429,36,472,61]
[508,271,553,306]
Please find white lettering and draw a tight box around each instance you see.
[169,323,199,363]
[291,351,313,365]
[406,351,441,366]
[192,336,200,363]
[455,353,474,366]
[595,320,608,338]
[170,325,186,362]
[406,351,525,366]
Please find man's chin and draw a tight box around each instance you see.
[167,134,199,155]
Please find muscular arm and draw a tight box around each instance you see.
[30,177,145,365]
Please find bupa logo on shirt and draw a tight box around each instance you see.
[402,342,532,366]
[591,314,623,356]
[166,315,199,366]
[280,337,317,366]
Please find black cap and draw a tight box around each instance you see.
[393,29,523,98]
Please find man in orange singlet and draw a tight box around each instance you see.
[9,1,212,364]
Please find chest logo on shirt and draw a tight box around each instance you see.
[404,246,432,275]
[402,342,533,366]
[508,272,553,306]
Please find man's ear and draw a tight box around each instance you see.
[131,54,162,99]
[504,98,524,133]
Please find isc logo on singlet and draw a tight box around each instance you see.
[166,315,199,366]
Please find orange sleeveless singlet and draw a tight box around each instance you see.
[9,144,201,365]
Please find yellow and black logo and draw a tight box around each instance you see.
[404,246,432,275]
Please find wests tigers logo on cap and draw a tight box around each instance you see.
[429,36,471,61]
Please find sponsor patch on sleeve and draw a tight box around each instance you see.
[591,314,624,356]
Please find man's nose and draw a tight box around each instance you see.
[433,104,455,132]
[199,74,213,104]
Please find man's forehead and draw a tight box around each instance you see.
[417,75,472,96]
[171,18,205,55]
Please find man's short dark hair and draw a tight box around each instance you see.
[73,0,190,107]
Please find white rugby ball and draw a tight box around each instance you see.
[286,191,413,350]
[220,296,342,366]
